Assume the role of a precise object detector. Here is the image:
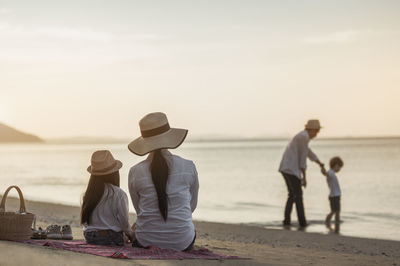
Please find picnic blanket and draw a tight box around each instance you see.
[23,240,244,260]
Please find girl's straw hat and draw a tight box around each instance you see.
[128,112,188,156]
[87,150,122,175]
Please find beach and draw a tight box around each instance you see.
[2,1,399,265]
[1,197,399,266]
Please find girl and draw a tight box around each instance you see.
[81,150,134,246]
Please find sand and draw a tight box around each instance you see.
[0,197,399,266]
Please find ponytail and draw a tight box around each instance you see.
[150,149,169,221]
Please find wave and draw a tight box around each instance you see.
[235,201,279,208]
[345,211,400,222]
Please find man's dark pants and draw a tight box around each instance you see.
[282,172,307,226]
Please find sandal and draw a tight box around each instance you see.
[31,216,47,239]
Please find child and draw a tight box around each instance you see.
[323,156,344,233]
[81,150,134,245]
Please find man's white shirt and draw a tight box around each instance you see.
[279,130,319,179]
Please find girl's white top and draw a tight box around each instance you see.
[83,184,131,234]
[129,150,199,251]
[326,169,341,197]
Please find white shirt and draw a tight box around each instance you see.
[326,169,341,197]
[128,150,199,251]
[83,184,131,234]
[279,130,319,179]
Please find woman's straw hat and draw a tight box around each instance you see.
[305,119,322,130]
[128,112,188,156]
[87,150,122,175]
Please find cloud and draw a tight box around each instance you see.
[0,23,114,41]
[36,27,114,41]
[0,22,166,42]
[0,8,11,14]
[302,29,400,45]
[0,22,167,63]
[303,30,361,44]
[125,33,167,41]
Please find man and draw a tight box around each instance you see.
[279,119,325,227]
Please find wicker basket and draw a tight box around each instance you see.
[0,186,35,241]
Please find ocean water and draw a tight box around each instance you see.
[0,138,399,241]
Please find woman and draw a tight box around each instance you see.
[128,112,199,251]
[81,150,134,246]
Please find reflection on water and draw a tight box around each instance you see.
[0,138,399,241]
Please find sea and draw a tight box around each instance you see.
[1,138,399,241]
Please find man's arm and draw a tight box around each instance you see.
[308,148,326,174]
[296,135,308,188]
[297,136,309,171]
[308,148,322,165]
[301,168,307,188]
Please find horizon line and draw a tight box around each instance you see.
[40,135,400,144]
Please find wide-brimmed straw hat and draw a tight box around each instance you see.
[305,119,322,130]
[128,112,188,156]
[87,150,122,175]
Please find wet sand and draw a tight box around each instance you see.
[0,197,399,265]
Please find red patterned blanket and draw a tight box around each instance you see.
[24,240,245,260]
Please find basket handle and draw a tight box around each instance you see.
[0,185,27,213]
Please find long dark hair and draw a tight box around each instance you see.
[151,149,169,221]
[81,171,120,225]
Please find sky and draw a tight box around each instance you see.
[0,0,399,139]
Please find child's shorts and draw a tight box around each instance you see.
[329,196,341,212]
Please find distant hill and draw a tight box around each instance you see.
[0,123,43,143]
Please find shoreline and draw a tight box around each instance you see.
[7,194,400,242]
[1,197,399,265]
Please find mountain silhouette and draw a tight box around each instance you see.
[0,123,43,143]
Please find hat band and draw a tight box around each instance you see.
[91,161,117,173]
[141,123,170,138]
